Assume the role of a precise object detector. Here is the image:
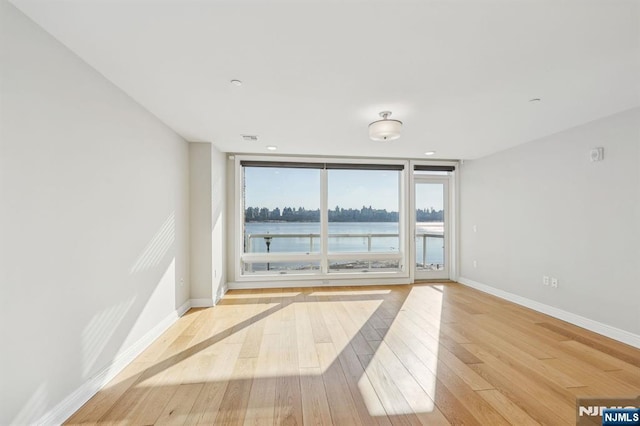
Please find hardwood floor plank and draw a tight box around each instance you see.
[127,384,180,425]
[273,291,303,425]
[465,343,575,425]
[367,340,451,425]
[317,342,364,426]
[476,389,540,426]
[607,368,640,389]
[306,289,333,343]
[541,357,638,395]
[185,342,243,425]
[243,336,279,426]
[214,357,257,425]
[96,385,154,425]
[557,339,640,372]
[64,362,149,425]
[536,322,640,367]
[357,353,422,426]
[299,367,333,426]
[295,291,321,368]
[155,383,204,425]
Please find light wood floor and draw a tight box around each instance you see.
[66,282,640,425]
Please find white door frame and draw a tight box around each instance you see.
[410,173,453,281]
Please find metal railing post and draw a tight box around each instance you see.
[247,235,253,272]
[422,235,427,269]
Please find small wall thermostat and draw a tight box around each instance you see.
[590,147,604,162]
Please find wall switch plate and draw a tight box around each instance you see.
[551,277,558,288]
[473,260,477,268]
[543,276,550,286]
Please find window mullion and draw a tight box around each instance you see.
[320,168,329,274]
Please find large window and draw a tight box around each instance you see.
[243,165,321,273]
[239,160,406,277]
[327,168,401,273]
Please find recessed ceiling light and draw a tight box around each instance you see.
[230,79,243,86]
[266,146,277,151]
[529,98,541,102]
[424,151,436,156]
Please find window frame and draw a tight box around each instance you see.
[234,155,410,282]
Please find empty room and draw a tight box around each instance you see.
[1,0,639,424]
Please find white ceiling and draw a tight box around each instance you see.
[11,0,640,159]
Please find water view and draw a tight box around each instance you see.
[244,221,444,272]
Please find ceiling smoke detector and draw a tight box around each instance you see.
[369,111,403,141]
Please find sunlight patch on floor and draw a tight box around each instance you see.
[359,286,442,416]
[408,286,443,399]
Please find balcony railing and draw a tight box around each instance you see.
[244,232,443,272]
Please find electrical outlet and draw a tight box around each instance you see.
[543,276,550,286]
[551,277,558,288]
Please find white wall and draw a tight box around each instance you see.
[460,108,640,338]
[226,156,238,283]
[189,143,212,301]
[211,146,227,302]
[189,143,226,304]
[0,2,190,423]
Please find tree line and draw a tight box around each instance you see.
[245,206,443,222]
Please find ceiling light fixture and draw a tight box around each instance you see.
[230,79,243,86]
[369,111,403,141]
[266,146,277,151]
[424,151,436,156]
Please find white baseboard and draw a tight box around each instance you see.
[189,298,214,308]
[214,283,228,305]
[176,299,191,316]
[457,277,640,349]
[35,301,192,425]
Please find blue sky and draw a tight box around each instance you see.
[244,167,443,211]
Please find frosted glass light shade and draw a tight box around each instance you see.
[369,118,403,141]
